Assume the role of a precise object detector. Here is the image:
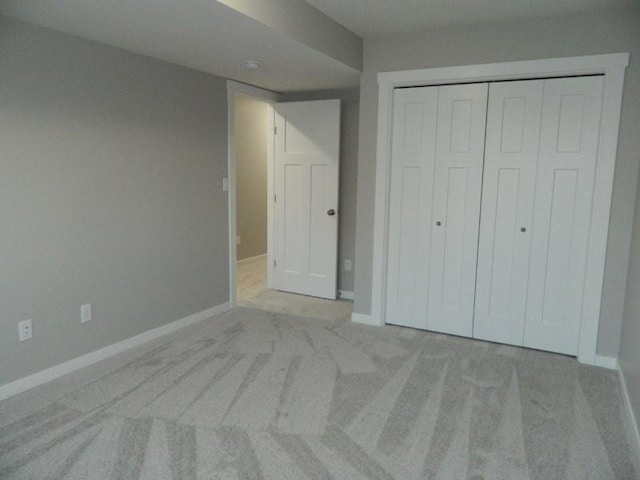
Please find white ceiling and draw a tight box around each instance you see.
[304,0,635,37]
[0,0,360,92]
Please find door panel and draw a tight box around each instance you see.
[524,76,603,355]
[427,83,488,337]
[441,167,469,308]
[474,80,543,345]
[386,87,438,329]
[274,100,340,299]
[282,164,304,273]
[309,164,330,276]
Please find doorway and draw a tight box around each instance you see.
[227,81,352,320]
[225,80,281,306]
[234,94,270,302]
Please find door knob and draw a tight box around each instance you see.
[521,227,527,232]
[436,221,442,226]
[327,209,336,216]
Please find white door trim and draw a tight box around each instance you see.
[226,80,282,307]
[369,53,628,365]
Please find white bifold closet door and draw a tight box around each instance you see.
[474,76,604,355]
[473,80,544,345]
[427,84,488,337]
[386,75,604,356]
[523,76,603,354]
[386,83,487,336]
[385,87,438,329]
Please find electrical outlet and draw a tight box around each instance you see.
[344,259,352,271]
[236,235,241,246]
[81,303,92,323]
[18,319,32,342]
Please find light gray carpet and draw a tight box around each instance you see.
[0,307,638,479]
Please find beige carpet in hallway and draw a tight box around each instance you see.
[237,255,353,321]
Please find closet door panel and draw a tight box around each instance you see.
[385,87,438,329]
[427,83,488,337]
[524,76,604,355]
[474,80,543,345]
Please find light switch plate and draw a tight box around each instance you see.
[81,303,92,323]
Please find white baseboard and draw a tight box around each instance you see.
[617,365,640,470]
[0,302,232,402]
[594,355,618,370]
[237,253,267,265]
[339,290,354,300]
[351,312,382,326]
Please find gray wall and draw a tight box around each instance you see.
[353,7,640,358]
[281,89,360,293]
[235,96,269,261]
[620,170,640,448]
[0,17,229,387]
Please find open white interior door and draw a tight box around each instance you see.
[274,100,340,299]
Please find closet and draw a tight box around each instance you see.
[386,76,604,356]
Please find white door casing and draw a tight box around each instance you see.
[385,87,438,329]
[427,83,488,337]
[368,54,627,365]
[274,100,341,299]
[473,80,543,346]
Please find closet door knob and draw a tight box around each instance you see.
[521,227,527,232]
[327,209,336,216]
[436,221,442,226]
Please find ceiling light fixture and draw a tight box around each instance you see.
[244,60,260,71]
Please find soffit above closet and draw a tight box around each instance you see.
[304,0,634,37]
